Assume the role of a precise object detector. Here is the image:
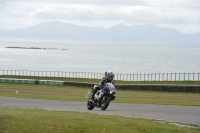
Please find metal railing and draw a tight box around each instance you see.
[0,70,199,81]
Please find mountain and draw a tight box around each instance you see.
[0,21,199,43]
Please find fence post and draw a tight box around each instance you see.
[162,73,165,81]
[188,73,190,81]
[175,73,176,81]
[147,73,149,81]
[132,73,135,81]
[198,73,199,81]
[193,73,194,81]
[184,73,185,81]
[166,73,168,81]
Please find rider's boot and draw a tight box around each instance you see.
[91,87,97,100]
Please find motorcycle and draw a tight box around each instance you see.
[86,83,116,110]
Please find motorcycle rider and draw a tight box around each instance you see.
[90,71,115,100]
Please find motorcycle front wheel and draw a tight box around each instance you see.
[87,99,95,110]
[101,97,111,110]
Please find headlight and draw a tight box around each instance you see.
[110,91,112,94]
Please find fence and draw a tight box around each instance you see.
[0,70,200,81]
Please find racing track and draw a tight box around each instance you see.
[0,96,200,126]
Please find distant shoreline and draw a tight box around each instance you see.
[5,47,67,51]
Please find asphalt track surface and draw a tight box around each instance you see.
[0,96,200,126]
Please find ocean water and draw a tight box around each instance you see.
[0,39,200,74]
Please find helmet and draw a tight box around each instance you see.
[107,71,114,80]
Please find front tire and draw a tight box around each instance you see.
[87,99,95,110]
[101,97,110,110]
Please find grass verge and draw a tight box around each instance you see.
[0,83,200,106]
[0,108,199,133]
[1,75,200,85]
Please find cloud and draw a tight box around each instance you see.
[29,4,200,24]
[0,0,200,33]
[1,0,145,6]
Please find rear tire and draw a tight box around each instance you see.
[87,99,95,110]
[101,97,110,110]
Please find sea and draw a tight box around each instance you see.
[0,38,200,74]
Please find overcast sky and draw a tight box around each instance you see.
[0,0,200,33]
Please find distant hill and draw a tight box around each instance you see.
[0,21,199,43]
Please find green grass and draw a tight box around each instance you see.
[0,83,200,106]
[0,108,199,133]
[1,75,200,85]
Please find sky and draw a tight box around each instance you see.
[0,0,200,33]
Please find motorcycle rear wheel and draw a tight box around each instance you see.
[87,99,95,110]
